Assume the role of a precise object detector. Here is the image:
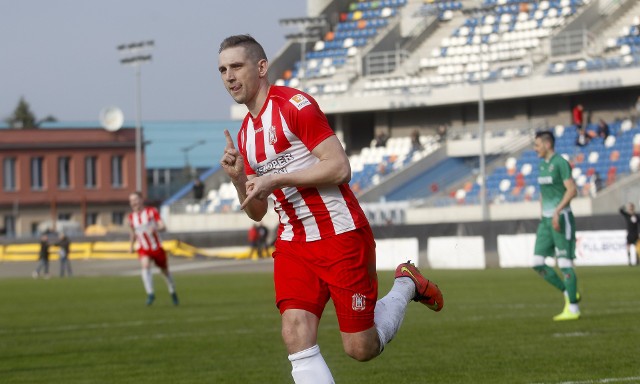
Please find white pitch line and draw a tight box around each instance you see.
[552,331,590,338]
[118,259,265,276]
[531,376,640,384]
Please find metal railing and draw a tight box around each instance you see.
[363,49,411,76]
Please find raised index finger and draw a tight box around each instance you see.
[224,129,236,149]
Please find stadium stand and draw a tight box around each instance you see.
[163,0,640,233]
[548,3,640,74]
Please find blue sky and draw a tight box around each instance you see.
[1,1,307,123]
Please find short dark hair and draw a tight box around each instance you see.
[535,130,555,148]
[219,34,267,63]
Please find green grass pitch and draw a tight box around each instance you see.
[0,266,638,383]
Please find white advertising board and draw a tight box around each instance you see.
[375,238,419,271]
[498,230,629,267]
[427,236,486,269]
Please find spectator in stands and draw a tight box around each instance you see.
[55,232,72,277]
[588,171,602,197]
[374,130,388,147]
[633,96,640,126]
[437,125,447,143]
[257,221,270,258]
[410,129,423,152]
[192,177,205,203]
[247,223,261,260]
[532,130,581,321]
[596,119,610,140]
[575,127,591,147]
[218,34,443,382]
[32,233,51,279]
[572,104,584,130]
[619,202,639,266]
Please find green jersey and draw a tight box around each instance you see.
[537,153,572,218]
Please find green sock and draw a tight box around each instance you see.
[560,267,578,303]
[533,265,566,292]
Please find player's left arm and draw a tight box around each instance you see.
[273,135,350,187]
[242,135,350,209]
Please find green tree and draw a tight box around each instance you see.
[5,97,57,129]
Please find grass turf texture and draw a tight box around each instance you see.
[0,266,638,383]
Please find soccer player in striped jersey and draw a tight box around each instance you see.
[128,192,178,306]
[218,35,443,383]
[533,131,580,321]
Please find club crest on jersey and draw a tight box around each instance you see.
[269,125,277,145]
[352,293,366,312]
[289,94,311,110]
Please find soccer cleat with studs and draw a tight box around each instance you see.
[146,293,155,306]
[395,261,444,312]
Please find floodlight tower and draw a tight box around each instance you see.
[117,40,154,192]
[280,16,327,91]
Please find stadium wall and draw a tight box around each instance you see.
[154,212,628,268]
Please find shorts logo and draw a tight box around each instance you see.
[352,293,366,312]
[289,94,311,110]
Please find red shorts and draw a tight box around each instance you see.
[138,248,168,270]
[273,226,378,333]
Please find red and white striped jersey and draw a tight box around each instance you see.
[128,207,163,253]
[237,85,369,242]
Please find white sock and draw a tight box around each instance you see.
[162,272,176,294]
[374,277,414,352]
[563,291,580,314]
[141,268,154,295]
[288,345,334,384]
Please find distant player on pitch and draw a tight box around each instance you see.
[128,191,179,306]
[218,34,443,383]
[532,131,580,321]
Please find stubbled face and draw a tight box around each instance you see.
[534,137,549,159]
[218,46,261,106]
[129,193,143,212]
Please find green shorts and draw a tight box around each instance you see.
[534,212,576,259]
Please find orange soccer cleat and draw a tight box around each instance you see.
[395,261,444,312]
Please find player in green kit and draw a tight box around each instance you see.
[532,130,581,321]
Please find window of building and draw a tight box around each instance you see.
[58,156,71,189]
[112,211,125,226]
[3,215,16,237]
[58,213,72,221]
[85,156,97,188]
[2,157,16,191]
[86,212,98,226]
[111,155,123,187]
[31,157,44,190]
[31,222,40,236]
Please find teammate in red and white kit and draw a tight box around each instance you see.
[128,192,179,306]
[218,35,443,383]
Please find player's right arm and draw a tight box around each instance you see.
[552,176,577,232]
[220,129,268,221]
